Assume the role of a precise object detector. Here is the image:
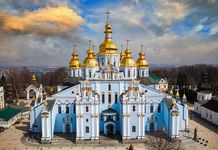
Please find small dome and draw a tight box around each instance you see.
[83,48,99,68]
[136,51,148,68]
[120,51,125,61]
[120,48,137,67]
[69,52,80,69]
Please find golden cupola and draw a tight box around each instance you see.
[69,52,80,69]
[99,22,118,54]
[83,48,99,67]
[120,51,125,61]
[120,48,137,67]
[136,51,148,68]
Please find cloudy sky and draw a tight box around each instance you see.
[0,0,218,66]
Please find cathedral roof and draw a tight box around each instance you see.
[201,98,218,113]
[138,77,158,85]
[62,77,85,86]
[103,108,117,114]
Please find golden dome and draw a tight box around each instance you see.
[120,48,137,67]
[136,51,148,68]
[120,51,125,61]
[69,52,80,69]
[83,48,99,68]
[99,22,118,54]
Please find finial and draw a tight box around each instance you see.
[73,44,77,51]
[105,10,111,22]
[88,39,92,49]
[92,45,95,51]
[126,39,129,48]
[121,44,124,50]
[140,44,144,52]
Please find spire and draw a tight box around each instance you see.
[32,73,36,84]
[99,11,118,54]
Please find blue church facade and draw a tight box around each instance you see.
[29,17,189,143]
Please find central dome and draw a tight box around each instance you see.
[99,22,118,54]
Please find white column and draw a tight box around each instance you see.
[96,104,99,139]
[76,116,80,139]
[127,105,130,138]
[171,115,174,136]
[176,115,179,136]
[91,104,95,139]
[138,115,141,138]
[41,116,45,138]
[80,105,84,139]
[123,104,126,138]
[46,116,50,140]
[142,104,145,138]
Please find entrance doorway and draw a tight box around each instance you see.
[150,123,154,132]
[106,124,114,136]
[66,124,71,133]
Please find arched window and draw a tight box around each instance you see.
[108,84,111,91]
[89,71,92,78]
[115,94,118,103]
[133,105,136,112]
[86,106,89,112]
[58,104,61,114]
[73,104,76,113]
[108,94,111,103]
[158,103,161,113]
[66,104,69,114]
[102,94,105,103]
[150,103,153,113]
[142,70,144,76]
[132,126,136,132]
[85,126,89,133]
[128,69,131,77]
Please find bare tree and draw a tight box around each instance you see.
[7,69,21,101]
[147,132,182,150]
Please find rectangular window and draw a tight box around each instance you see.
[150,104,153,113]
[133,105,136,112]
[89,71,91,78]
[102,94,105,103]
[86,106,89,112]
[85,126,89,133]
[115,94,118,103]
[66,105,69,114]
[158,103,161,113]
[108,84,111,91]
[128,69,130,77]
[108,94,111,103]
[58,105,61,114]
[132,126,136,132]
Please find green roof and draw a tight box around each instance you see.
[150,73,161,82]
[0,107,21,121]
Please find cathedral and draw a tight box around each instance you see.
[29,15,189,143]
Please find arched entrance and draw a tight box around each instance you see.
[66,124,71,133]
[106,124,114,136]
[150,123,154,132]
